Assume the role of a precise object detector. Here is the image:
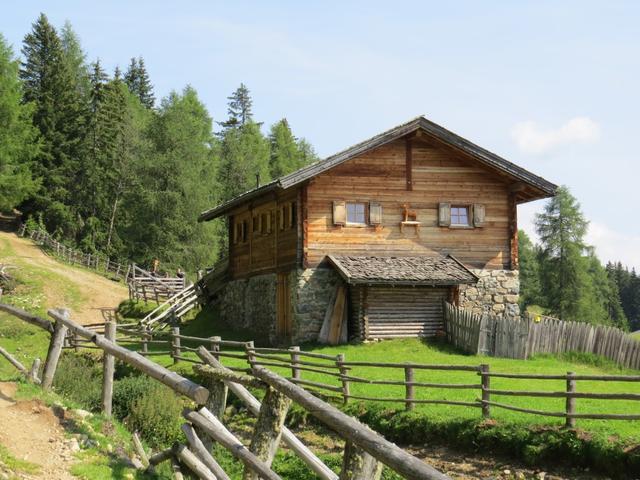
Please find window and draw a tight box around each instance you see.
[290,202,297,229]
[242,220,248,242]
[346,202,366,225]
[450,206,470,226]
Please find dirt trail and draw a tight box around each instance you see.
[0,232,128,325]
[0,382,76,479]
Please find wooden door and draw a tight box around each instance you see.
[276,272,292,339]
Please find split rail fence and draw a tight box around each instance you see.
[55,313,640,428]
[0,302,448,480]
[444,302,640,369]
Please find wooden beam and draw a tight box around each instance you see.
[0,303,54,333]
[340,441,383,480]
[405,138,413,191]
[48,309,209,404]
[173,444,217,480]
[251,366,449,480]
[182,423,231,480]
[42,313,69,390]
[509,194,519,270]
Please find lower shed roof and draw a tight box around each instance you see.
[327,255,479,286]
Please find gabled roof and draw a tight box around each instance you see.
[199,115,557,222]
[327,254,479,286]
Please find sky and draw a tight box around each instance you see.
[3,1,640,269]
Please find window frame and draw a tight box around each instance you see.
[449,204,472,228]
[345,201,367,226]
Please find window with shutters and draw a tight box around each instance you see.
[346,202,366,225]
[451,206,471,227]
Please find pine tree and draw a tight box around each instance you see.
[60,21,90,99]
[20,13,86,236]
[220,83,253,128]
[0,34,40,211]
[124,57,155,109]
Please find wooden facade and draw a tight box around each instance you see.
[201,116,556,343]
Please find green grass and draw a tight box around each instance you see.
[131,306,640,444]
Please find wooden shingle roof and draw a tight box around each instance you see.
[327,255,479,286]
[199,115,557,222]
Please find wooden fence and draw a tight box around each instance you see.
[18,223,130,280]
[444,302,640,368]
[0,302,448,480]
[127,264,187,303]
[54,314,640,428]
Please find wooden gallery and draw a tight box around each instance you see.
[199,117,556,345]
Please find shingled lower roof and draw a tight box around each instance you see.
[327,255,479,286]
[199,115,557,222]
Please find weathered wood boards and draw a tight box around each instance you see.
[444,303,640,369]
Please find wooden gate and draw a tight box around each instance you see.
[276,272,292,339]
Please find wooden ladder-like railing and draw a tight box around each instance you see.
[140,283,199,330]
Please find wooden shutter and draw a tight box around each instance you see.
[369,201,382,225]
[473,204,486,227]
[333,201,346,226]
[438,202,451,227]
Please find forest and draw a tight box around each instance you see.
[1,13,639,330]
[0,14,317,275]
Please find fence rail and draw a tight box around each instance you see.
[54,315,640,427]
[17,223,130,280]
[444,302,640,369]
[0,302,449,480]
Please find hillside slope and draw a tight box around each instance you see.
[0,231,128,324]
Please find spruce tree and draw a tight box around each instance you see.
[60,21,90,99]
[220,83,253,128]
[124,57,155,109]
[20,13,86,236]
[0,34,40,211]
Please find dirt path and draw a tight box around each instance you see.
[0,382,76,479]
[0,232,128,325]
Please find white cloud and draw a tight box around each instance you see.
[586,222,640,270]
[511,116,600,154]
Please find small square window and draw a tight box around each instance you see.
[451,206,470,226]
[346,202,366,225]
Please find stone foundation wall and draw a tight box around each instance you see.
[217,273,277,341]
[290,267,342,344]
[458,269,520,318]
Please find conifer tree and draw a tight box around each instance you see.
[269,118,300,178]
[20,13,86,236]
[0,34,40,211]
[517,230,542,311]
[124,57,155,109]
[220,83,253,128]
[60,21,90,99]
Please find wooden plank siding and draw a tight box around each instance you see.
[228,190,298,279]
[303,138,514,270]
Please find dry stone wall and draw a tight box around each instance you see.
[458,269,520,318]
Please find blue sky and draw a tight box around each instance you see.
[3,1,640,269]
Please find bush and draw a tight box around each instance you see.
[52,352,102,411]
[128,382,185,447]
[112,374,156,421]
[117,299,160,320]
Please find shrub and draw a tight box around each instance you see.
[52,352,102,411]
[128,382,185,447]
[117,299,160,320]
[112,374,156,421]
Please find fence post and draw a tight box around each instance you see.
[337,353,350,405]
[290,346,301,380]
[28,358,41,384]
[566,371,576,428]
[102,320,116,417]
[141,328,149,354]
[210,336,221,360]
[42,311,69,390]
[246,341,256,369]
[172,326,181,364]
[404,365,415,411]
[480,364,490,419]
